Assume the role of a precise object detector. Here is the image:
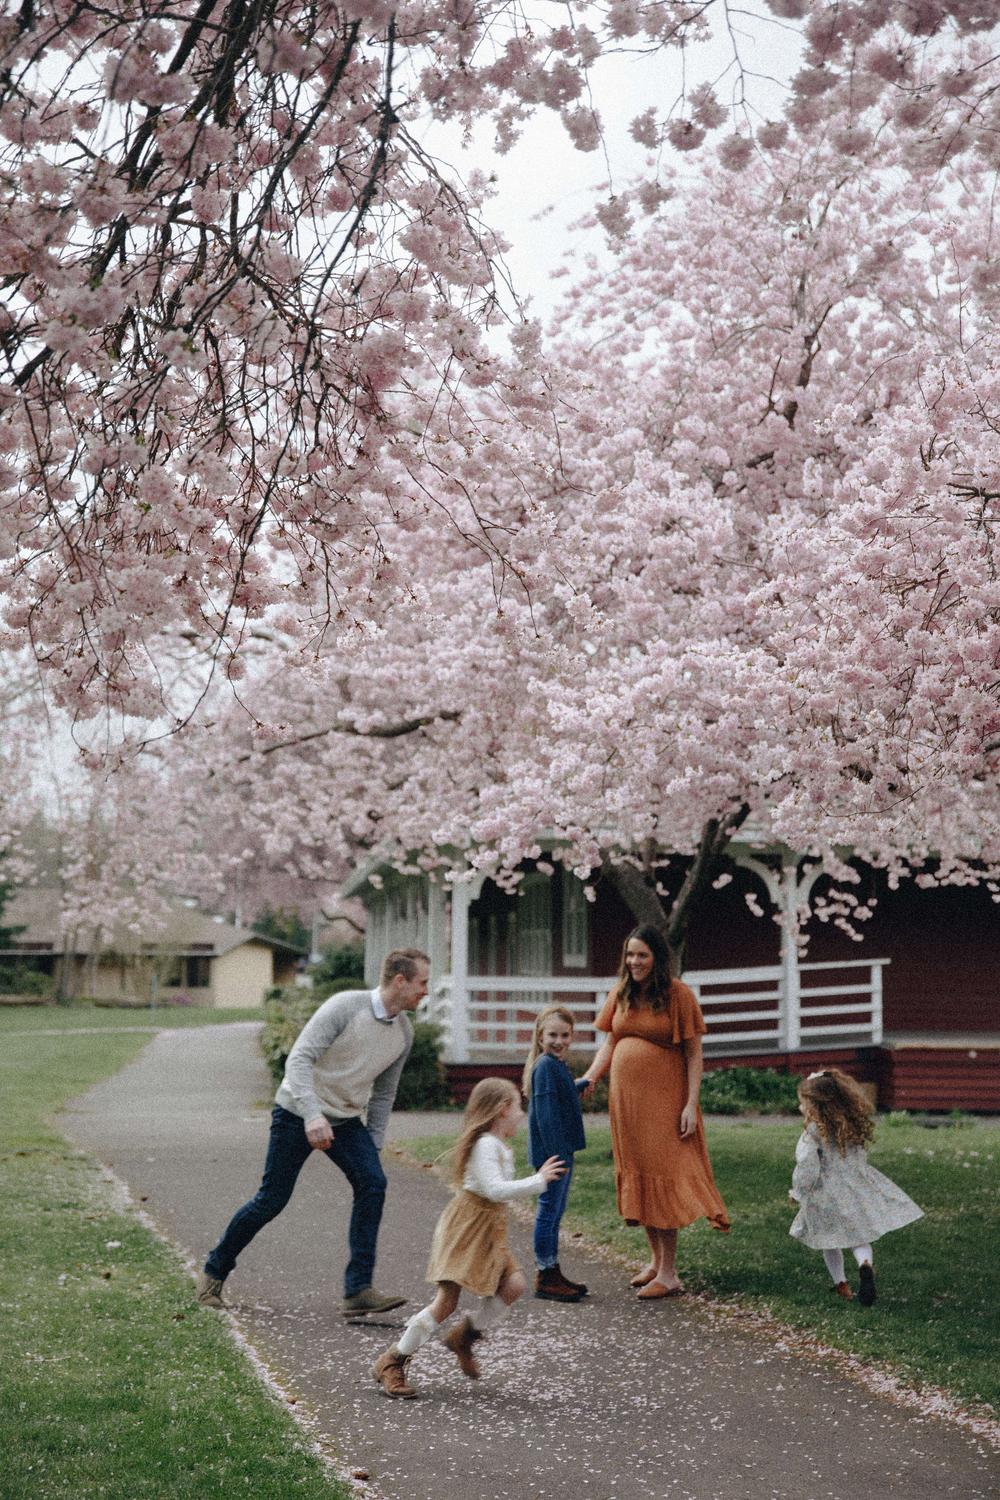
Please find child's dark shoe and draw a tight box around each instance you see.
[534,1266,583,1302]
[442,1315,482,1379]
[858,1262,876,1306]
[831,1281,853,1300]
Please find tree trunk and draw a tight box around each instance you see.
[602,804,751,973]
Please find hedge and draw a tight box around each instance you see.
[699,1065,801,1114]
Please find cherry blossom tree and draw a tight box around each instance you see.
[4,0,1000,742]
[152,104,1000,959]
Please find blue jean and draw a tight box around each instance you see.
[533,1159,574,1269]
[204,1105,387,1297]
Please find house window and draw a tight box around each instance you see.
[562,874,589,969]
[185,955,211,988]
[514,874,552,1009]
[163,955,211,988]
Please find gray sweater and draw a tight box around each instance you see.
[275,989,413,1150]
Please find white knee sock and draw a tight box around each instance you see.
[823,1249,846,1284]
[851,1245,873,1267]
[396,1306,440,1356]
[470,1295,509,1333]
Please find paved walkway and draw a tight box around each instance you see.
[62,1024,997,1500]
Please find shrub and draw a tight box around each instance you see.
[699,1065,801,1115]
[260,989,452,1108]
[308,944,365,987]
[393,1022,451,1110]
[0,964,54,999]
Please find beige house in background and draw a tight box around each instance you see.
[0,887,303,1008]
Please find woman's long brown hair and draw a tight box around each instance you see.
[449,1077,521,1185]
[612,924,675,1014]
[798,1068,875,1154]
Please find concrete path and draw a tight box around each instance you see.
[62,1024,997,1500]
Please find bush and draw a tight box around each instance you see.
[393,1022,451,1110]
[260,989,452,1108]
[699,1065,801,1115]
[308,944,365,988]
[0,964,54,999]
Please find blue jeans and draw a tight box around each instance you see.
[533,1159,574,1269]
[205,1106,387,1297]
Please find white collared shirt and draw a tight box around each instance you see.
[371,987,390,1022]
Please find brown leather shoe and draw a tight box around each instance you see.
[442,1316,483,1379]
[343,1286,407,1317]
[195,1271,226,1308]
[832,1281,854,1300]
[372,1348,417,1398]
[551,1263,588,1297]
[535,1267,584,1303]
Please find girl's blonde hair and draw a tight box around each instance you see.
[798,1068,875,1154]
[521,1005,576,1097]
[450,1077,520,1186]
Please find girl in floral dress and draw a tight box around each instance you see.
[790,1068,923,1305]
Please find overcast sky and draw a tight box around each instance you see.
[425,7,804,324]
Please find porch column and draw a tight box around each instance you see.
[779,860,801,1052]
[732,847,821,1054]
[447,879,472,1064]
[427,880,448,988]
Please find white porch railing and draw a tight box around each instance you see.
[423,960,888,1062]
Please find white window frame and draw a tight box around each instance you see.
[561,873,589,969]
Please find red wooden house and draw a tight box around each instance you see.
[342,839,1000,1111]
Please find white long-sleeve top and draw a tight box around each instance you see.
[464,1132,548,1202]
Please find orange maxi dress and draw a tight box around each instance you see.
[595,982,730,1233]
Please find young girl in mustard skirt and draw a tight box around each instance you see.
[372,1077,564,1397]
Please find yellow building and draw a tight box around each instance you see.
[0,888,303,1008]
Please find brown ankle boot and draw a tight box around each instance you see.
[442,1315,483,1378]
[535,1266,584,1302]
[552,1263,588,1297]
[372,1347,418,1398]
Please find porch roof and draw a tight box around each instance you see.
[0,887,306,958]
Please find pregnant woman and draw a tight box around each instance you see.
[582,924,729,1297]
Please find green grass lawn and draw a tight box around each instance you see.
[405,1116,999,1417]
[0,1006,349,1500]
[0,1002,265,1032]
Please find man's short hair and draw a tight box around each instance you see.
[380,948,430,985]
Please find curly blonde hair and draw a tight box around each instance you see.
[449,1077,520,1186]
[798,1068,875,1154]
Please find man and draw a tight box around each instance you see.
[196,947,429,1317]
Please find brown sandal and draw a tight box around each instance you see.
[636,1281,686,1300]
[629,1265,657,1288]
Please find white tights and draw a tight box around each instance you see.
[396,1296,510,1356]
[822,1246,874,1285]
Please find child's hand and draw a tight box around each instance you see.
[539,1156,566,1183]
[575,1077,593,1097]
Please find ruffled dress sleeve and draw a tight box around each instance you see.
[790,1127,822,1201]
[667,980,707,1044]
[594,989,619,1034]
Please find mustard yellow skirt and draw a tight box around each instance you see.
[425,1190,518,1297]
